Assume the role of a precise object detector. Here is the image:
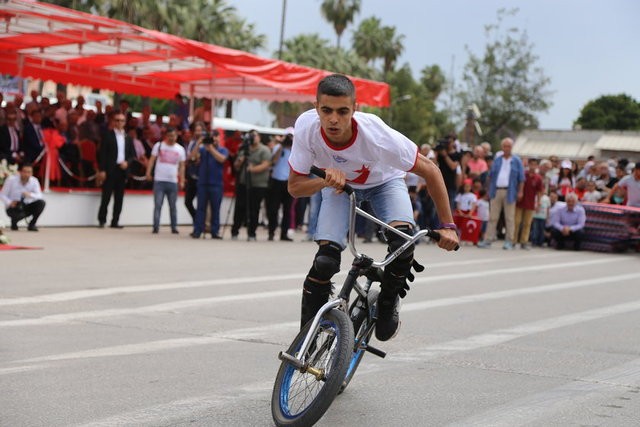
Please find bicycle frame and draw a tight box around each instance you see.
[280,187,440,370]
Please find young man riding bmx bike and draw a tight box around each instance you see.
[288,74,459,342]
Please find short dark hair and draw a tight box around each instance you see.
[317,74,355,101]
[19,162,33,171]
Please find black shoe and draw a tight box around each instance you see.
[98,222,105,229]
[10,224,18,231]
[280,236,293,242]
[268,234,274,241]
[211,234,222,240]
[27,225,39,232]
[190,232,201,239]
[171,229,179,234]
[152,228,159,234]
[375,295,400,341]
[110,224,124,229]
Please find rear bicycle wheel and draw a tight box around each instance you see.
[271,308,353,427]
[339,289,379,394]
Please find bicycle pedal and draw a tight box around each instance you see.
[364,344,386,358]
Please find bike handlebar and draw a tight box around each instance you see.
[310,166,354,195]
[309,165,455,253]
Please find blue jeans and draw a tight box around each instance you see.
[316,178,415,248]
[307,190,322,239]
[194,185,223,236]
[153,180,178,230]
[530,217,546,246]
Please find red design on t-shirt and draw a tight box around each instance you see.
[349,165,370,184]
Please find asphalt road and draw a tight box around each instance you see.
[1,226,640,426]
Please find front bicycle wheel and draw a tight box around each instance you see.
[271,309,353,427]
[339,289,379,394]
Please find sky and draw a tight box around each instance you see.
[226,0,640,131]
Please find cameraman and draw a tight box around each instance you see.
[231,130,271,241]
[190,129,228,239]
[434,134,461,212]
[184,122,207,222]
[267,132,294,241]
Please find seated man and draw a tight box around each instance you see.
[0,163,46,231]
[549,192,585,250]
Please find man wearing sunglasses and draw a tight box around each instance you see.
[97,111,136,229]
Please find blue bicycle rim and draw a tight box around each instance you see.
[279,318,339,418]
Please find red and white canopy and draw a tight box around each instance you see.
[0,0,390,106]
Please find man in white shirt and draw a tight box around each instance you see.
[0,163,45,231]
[288,74,459,341]
[145,126,186,234]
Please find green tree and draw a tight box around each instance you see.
[384,65,453,145]
[320,0,361,50]
[575,94,640,130]
[458,8,552,145]
[270,34,375,126]
[420,65,446,102]
[352,17,385,66]
[380,25,404,79]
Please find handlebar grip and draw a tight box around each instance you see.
[310,165,354,195]
[428,229,460,251]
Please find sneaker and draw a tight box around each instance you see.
[375,295,401,341]
[477,240,492,248]
[211,234,222,240]
[27,225,39,232]
[190,232,201,239]
[171,229,179,234]
[231,234,238,241]
[503,241,514,250]
[247,236,256,242]
[152,228,159,234]
[520,243,530,250]
[10,224,18,231]
[280,236,293,242]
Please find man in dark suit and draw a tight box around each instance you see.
[0,108,23,165]
[97,111,136,228]
[22,108,45,164]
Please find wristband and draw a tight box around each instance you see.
[438,222,458,231]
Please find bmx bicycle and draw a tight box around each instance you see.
[271,166,450,427]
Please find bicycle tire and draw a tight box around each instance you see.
[339,289,379,394]
[271,308,353,427]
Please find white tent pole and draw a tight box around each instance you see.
[43,149,50,192]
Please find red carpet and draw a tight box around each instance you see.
[0,245,43,251]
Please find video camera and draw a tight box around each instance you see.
[434,138,450,153]
[240,132,253,153]
[201,129,220,145]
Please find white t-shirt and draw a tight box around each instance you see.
[455,192,477,211]
[151,142,186,183]
[476,199,490,221]
[289,109,418,189]
[618,174,640,207]
[496,157,512,187]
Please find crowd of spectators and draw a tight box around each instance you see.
[408,135,639,251]
[1,90,638,246]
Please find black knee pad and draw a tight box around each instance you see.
[308,241,342,282]
[384,224,415,280]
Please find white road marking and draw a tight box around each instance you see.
[0,258,632,328]
[0,253,559,307]
[4,272,639,372]
[71,297,640,427]
[447,357,640,427]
